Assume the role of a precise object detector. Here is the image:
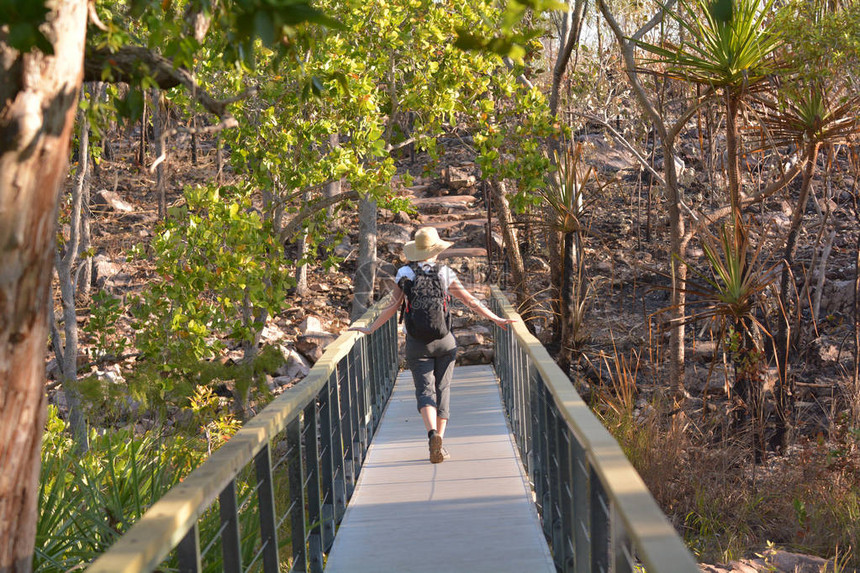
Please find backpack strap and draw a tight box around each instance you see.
[398,263,419,322]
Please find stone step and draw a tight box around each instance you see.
[420,217,487,230]
[439,247,488,259]
[410,195,477,210]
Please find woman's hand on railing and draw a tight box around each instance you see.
[349,326,372,335]
[492,317,517,330]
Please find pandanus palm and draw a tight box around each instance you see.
[531,143,602,370]
[636,0,781,215]
[674,216,779,459]
[752,81,860,445]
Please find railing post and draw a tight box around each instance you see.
[287,417,307,571]
[572,437,590,573]
[357,335,373,442]
[590,467,610,573]
[255,443,280,573]
[219,480,242,573]
[346,349,365,480]
[550,405,569,572]
[368,331,382,429]
[519,346,532,469]
[612,502,634,573]
[328,370,347,522]
[319,375,337,551]
[339,359,357,499]
[303,401,324,573]
[559,432,575,573]
[177,523,201,573]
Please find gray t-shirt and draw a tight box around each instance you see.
[395,262,456,290]
[397,262,458,354]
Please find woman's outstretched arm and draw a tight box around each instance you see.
[448,278,515,329]
[348,286,405,334]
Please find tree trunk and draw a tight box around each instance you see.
[138,96,148,166]
[0,1,88,569]
[489,179,529,316]
[597,0,688,394]
[559,230,581,371]
[324,133,341,218]
[854,226,860,425]
[663,141,687,397]
[726,90,743,215]
[549,0,588,117]
[295,191,311,296]
[151,88,167,220]
[55,102,92,452]
[323,133,342,275]
[351,195,378,321]
[775,144,819,447]
[548,227,563,346]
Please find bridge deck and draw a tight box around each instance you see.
[324,364,554,573]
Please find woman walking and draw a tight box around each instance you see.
[350,227,514,463]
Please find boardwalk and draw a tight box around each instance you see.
[325,365,555,573]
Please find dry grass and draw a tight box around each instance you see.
[595,350,860,567]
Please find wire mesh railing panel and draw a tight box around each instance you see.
[87,298,398,573]
[490,287,698,573]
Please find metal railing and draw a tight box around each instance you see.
[490,286,699,573]
[87,299,398,573]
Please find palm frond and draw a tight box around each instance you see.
[633,0,781,90]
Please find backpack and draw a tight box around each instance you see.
[398,262,452,343]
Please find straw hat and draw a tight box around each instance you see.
[403,227,453,261]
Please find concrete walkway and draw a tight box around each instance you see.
[324,365,555,573]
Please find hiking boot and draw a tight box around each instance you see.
[429,431,444,464]
[439,446,451,461]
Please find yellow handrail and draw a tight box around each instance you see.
[87,297,391,573]
[490,286,699,572]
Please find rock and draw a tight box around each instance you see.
[457,347,494,365]
[700,550,834,573]
[92,254,121,289]
[96,365,125,385]
[270,375,296,388]
[725,562,759,573]
[819,279,853,316]
[690,340,719,363]
[811,336,851,365]
[393,210,412,225]
[765,550,830,573]
[52,389,68,412]
[456,331,485,346]
[46,358,61,380]
[378,223,413,244]
[525,255,550,272]
[334,238,353,258]
[378,223,413,255]
[296,332,337,363]
[93,189,134,213]
[300,316,325,335]
[276,347,311,379]
[597,148,637,172]
[443,164,476,190]
[260,323,288,342]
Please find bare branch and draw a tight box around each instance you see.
[88,0,108,31]
[149,115,239,172]
[84,46,255,118]
[691,158,806,234]
[278,190,360,243]
[386,137,415,153]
